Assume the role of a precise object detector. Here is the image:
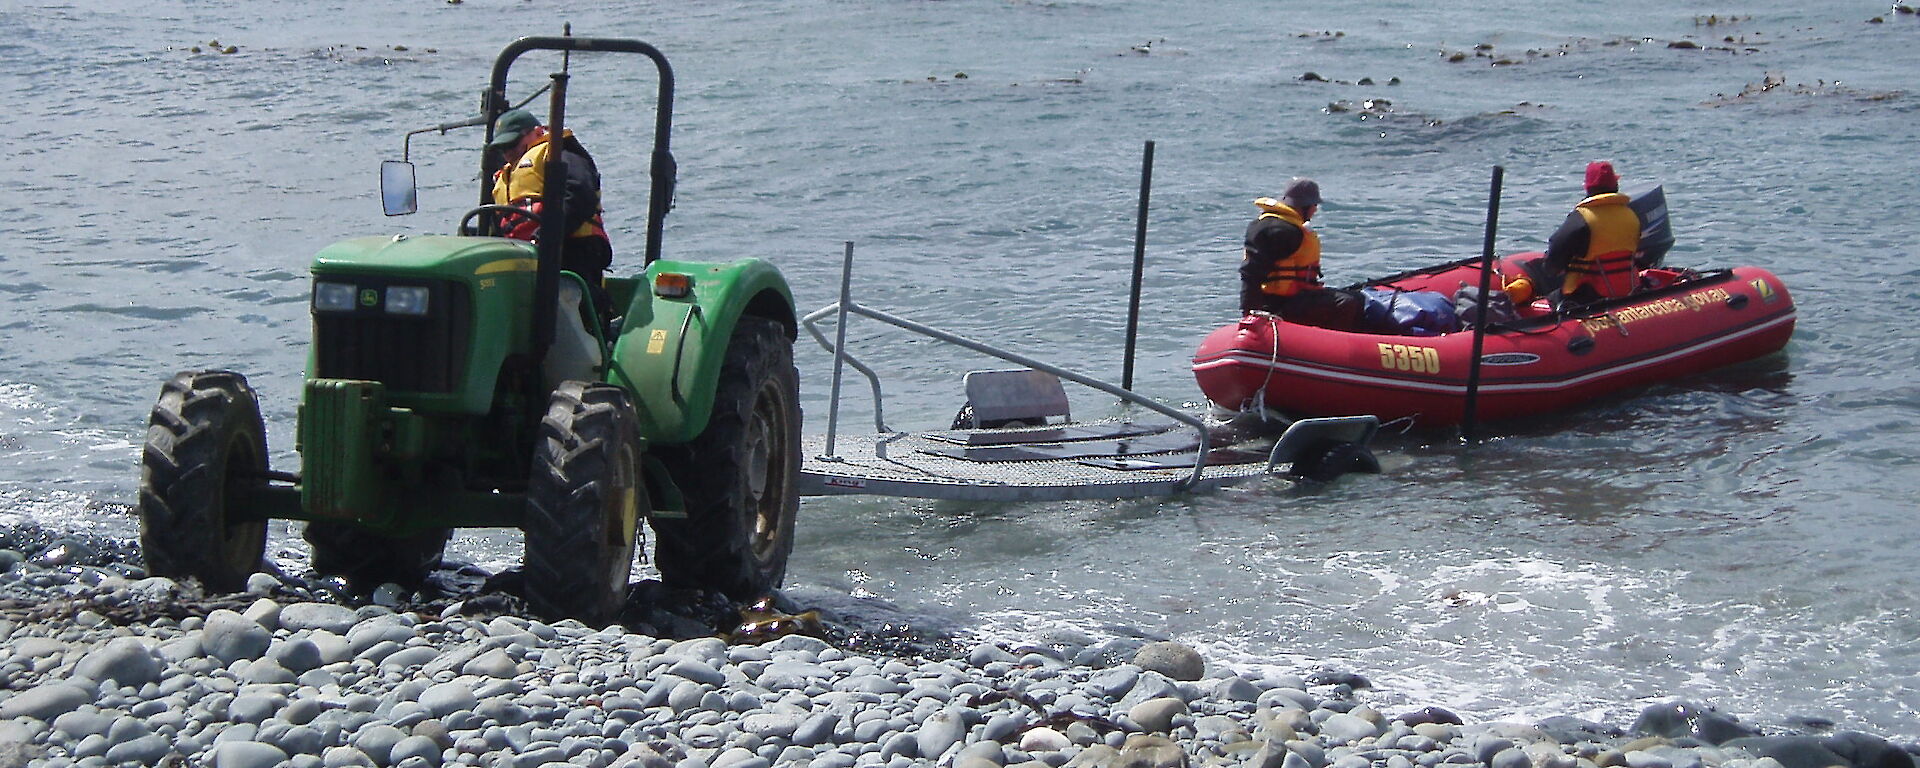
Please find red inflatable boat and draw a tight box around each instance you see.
[1192,259,1796,427]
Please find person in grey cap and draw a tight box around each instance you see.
[1239,178,1364,330]
[489,108,614,316]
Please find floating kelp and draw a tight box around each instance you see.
[1703,73,1904,106]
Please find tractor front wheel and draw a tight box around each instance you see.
[524,381,644,624]
[653,316,801,600]
[137,370,270,593]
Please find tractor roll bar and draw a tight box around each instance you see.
[479,36,678,268]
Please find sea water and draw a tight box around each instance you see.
[2,0,1916,734]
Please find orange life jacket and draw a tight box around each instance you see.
[491,130,608,240]
[1564,192,1639,299]
[1252,201,1322,298]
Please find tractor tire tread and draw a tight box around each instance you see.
[651,316,800,600]
[137,370,269,594]
[524,381,641,624]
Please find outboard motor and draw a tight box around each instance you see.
[1627,184,1674,269]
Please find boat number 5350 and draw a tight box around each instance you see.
[1377,343,1440,374]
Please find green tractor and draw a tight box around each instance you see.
[136,36,802,624]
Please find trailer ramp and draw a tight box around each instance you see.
[798,245,1380,502]
[800,414,1379,502]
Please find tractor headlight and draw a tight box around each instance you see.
[384,285,431,316]
[313,282,357,312]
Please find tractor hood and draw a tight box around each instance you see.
[312,234,536,279]
[307,234,539,416]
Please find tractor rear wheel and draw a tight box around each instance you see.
[137,370,270,593]
[304,522,449,590]
[524,381,643,624]
[652,316,800,600]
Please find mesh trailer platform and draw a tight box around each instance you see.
[795,243,1381,502]
[799,416,1380,502]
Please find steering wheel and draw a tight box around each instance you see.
[457,204,539,237]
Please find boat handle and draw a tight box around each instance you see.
[1603,311,1629,337]
[1567,336,1596,356]
[1726,294,1749,309]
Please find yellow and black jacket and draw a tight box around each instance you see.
[1240,199,1323,309]
[491,130,608,241]
[1544,192,1640,301]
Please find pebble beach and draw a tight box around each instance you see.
[1,538,1914,768]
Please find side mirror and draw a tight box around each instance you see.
[380,160,418,216]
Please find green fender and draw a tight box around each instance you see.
[608,258,794,445]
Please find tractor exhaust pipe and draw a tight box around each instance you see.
[531,70,570,368]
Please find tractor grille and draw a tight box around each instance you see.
[313,279,471,393]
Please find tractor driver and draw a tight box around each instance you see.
[489,108,614,317]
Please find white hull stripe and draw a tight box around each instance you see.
[1195,310,1795,396]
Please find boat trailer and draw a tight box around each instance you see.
[795,244,1380,502]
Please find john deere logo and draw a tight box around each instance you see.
[359,288,379,307]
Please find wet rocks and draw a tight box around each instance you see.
[0,561,1914,768]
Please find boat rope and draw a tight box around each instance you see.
[1252,312,1284,422]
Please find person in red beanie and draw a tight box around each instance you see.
[1505,161,1643,307]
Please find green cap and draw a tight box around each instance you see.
[488,109,539,149]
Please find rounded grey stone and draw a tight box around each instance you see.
[0,684,93,721]
[1088,667,1140,699]
[665,637,728,663]
[1286,740,1324,768]
[742,712,802,740]
[461,648,519,679]
[228,695,281,724]
[245,573,281,595]
[1021,728,1069,753]
[382,646,440,670]
[201,610,272,664]
[711,746,770,768]
[1132,642,1205,682]
[275,725,328,755]
[793,713,839,747]
[354,724,408,761]
[879,731,920,760]
[323,746,377,768]
[280,603,362,634]
[1321,712,1382,743]
[240,659,298,685]
[1623,752,1673,768]
[663,658,726,687]
[243,596,283,629]
[1116,734,1185,768]
[270,638,325,674]
[1474,738,1516,764]
[666,680,706,713]
[53,710,115,739]
[1214,676,1262,703]
[74,638,163,687]
[105,717,150,745]
[213,741,292,768]
[1129,698,1189,734]
[1119,672,1182,708]
[418,682,478,718]
[917,709,967,760]
[391,735,443,766]
[105,733,172,765]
